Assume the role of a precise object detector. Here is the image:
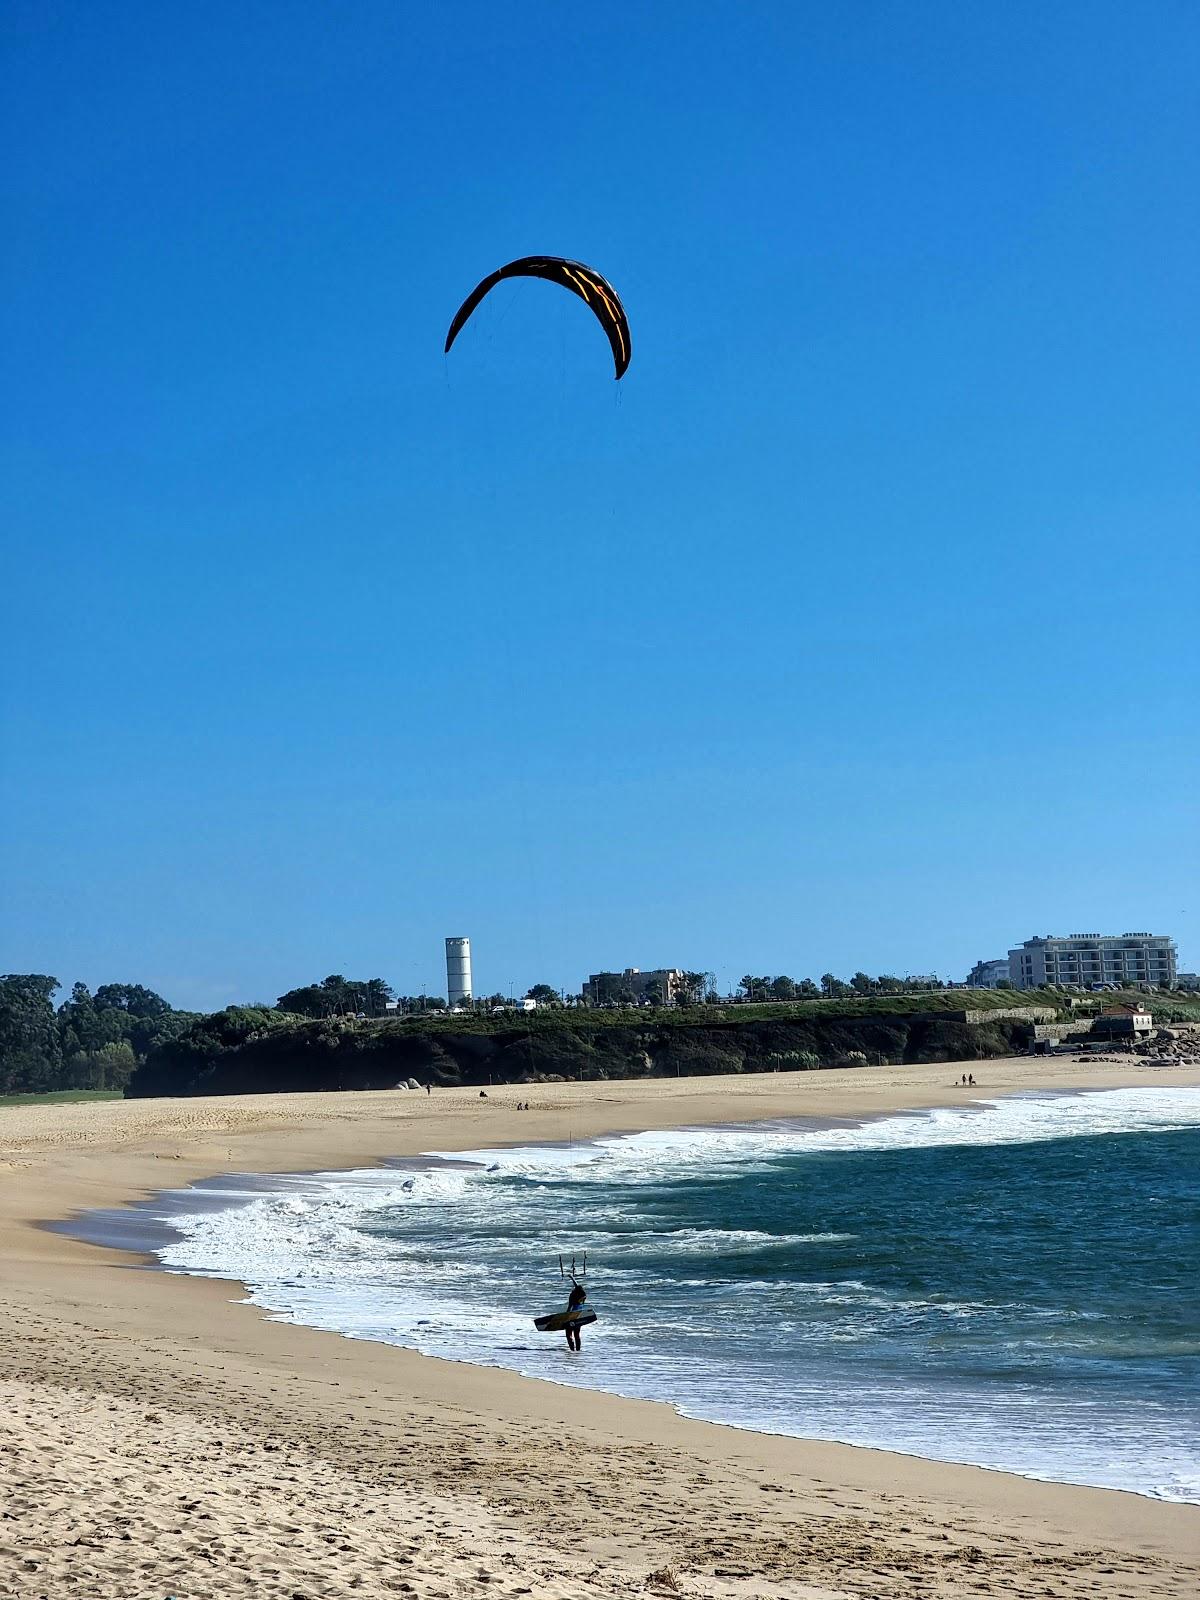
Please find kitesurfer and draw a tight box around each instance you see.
[565,1280,587,1351]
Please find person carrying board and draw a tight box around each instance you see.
[565,1280,588,1351]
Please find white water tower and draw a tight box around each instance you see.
[445,936,472,1006]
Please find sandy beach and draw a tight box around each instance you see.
[3,1057,1198,1599]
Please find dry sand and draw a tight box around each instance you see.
[2,1057,1198,1599]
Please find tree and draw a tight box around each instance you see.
[526,984,560,1005]
[875,974,905,993]
[64,1039,137,1091]
[795,978,820,998]
[362,978,395,1018]
[0,974,63,1094]
[92,983,170,1020]
[821,974,853,999]
[850,972,874,995]
[277,975,396,1018]
[95,1040,137,1087]
[1,974,192,1093]
[769,976,797,1000]
[59,981,188,1064]
[57,981,118,1056]
[322,975,351,1013]
[277,984,335,1018]
[128,1007,198,1059]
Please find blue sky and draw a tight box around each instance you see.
[3,2,1197,1008]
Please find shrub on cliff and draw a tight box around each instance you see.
[127,1008,303,1096]
[649,1030,747,1077]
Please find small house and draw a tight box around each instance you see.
[1092,1004,1153,1039]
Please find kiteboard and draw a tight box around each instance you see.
[534,1308,597,1334]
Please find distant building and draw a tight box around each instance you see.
[583,967,687,1006]
[966,958,1010,988]
[1178,972,1199,992]
[1008,933,1176,990]
[445,936,473,1006]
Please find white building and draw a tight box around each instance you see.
[1094,1003,1155,1039]
[1008,933,1176,990]
[445,936,473,1006]
[966,958,1010,988]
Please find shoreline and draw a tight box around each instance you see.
[65,1079,1199,1508]
[4,1058,1200,1599]
[44,1098,996,1258]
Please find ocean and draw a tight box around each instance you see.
[146,1085,1200,1502]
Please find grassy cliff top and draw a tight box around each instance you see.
[357,986,1178,1036]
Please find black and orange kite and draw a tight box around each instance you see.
[444,256,631,379]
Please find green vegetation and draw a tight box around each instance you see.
[323,985,1071,1035]
[524,984,562,1006]
[126,1003,1048,1099]
[0,975,200,1095]
[738,972,943,1000]
[120,981,1200,1099]
[6,965,1196,1103]
[275,975,410,1017]
[1070,993,1200,1025]
[0,1088,124,1107]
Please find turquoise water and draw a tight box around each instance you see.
[155,1086,1200,1499]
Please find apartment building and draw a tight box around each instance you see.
[582,967,687,1005]
[1008,933,1176,989]
[966,958,1011,988]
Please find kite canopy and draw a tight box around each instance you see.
[444,256,631,379]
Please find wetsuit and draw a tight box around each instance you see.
[565,1284,587,1349]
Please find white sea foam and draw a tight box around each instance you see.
[152,1085,1200,1502]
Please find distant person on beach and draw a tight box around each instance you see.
[968,1074,976,1086]
[565,1281,587,1351]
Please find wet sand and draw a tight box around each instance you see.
[3,1057,1198,1598]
